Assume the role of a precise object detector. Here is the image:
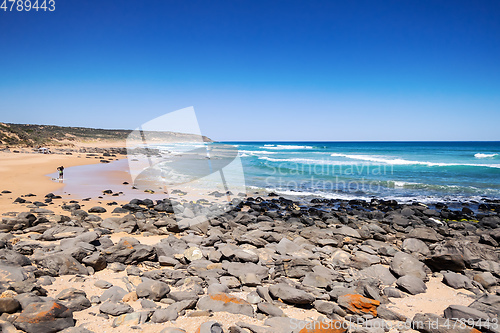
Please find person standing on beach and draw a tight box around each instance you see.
[58,166,64,180]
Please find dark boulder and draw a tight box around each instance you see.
[13,301,75,333]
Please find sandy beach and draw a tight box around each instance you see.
[0,149,124,215]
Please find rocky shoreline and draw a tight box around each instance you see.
[1,191,500,332]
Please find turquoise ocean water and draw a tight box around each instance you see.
[226,141,500,203]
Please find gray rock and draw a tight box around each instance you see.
[425,239,498,273]
[154,236,188,257]
[88,206,106,213]
[257,302,285,317]
[208,283,230,295]
[220,276,241,289]
[94,280,113,289]
[444,304,491,326]
[328,286,357,301]
[56,288,91,312]
[0,264,29,283]
[390,252,427,279]
[333,225,361,238]
[360,264,397,286]
[100,286,128,303]
[469,293,500,317]
[197,293,254,317]
[442,272,473,289]
[330,249,353,267]
[41,226,86,241]
[256,286,274,304]
[151,306,179,323]
[473,272,497,290]
[412,312,479,333]
[402,238,430,255]
[99,302,133,316]
[233,249,260,263]
[408,227,440,242]
[0,319,20,333]
[224,262,269,280]
[239,272,262,286]
[396,275,427,295]
[473,260,500,276]
[246,291,262,304]
[383,287,406,298]
[112,311,151,327]
[14,293,43,309]
[376,304,407,321]
[38,276,55,286]
[351,251,381,269]
[13,301,74,333]
[152,299,195,323]
[103,237,156,264]
[268,283,315,305]
[60,240,95,262]
[36,254,89,276]
[401,207,415,216]
[168,291,199,302]
[140,299,158,309]
[136,280,170,301]
[158,256,178,266]
[0,249,31,266]
[0,297,21,313]
[275,238,302,256]
[264,317,307,333]
[302,272,334,289]
[392,215,411,227]
[82,252,107,271]
[108,262,126,272]
[313,300,336,315]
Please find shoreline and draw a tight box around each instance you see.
[0,146,128,219]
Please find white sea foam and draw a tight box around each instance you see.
[474,153,498,158]
[273,189,374,202]
[263,145,313,150]
[330,153,500,169]
[258,156,358,165]
[274,189,495,205]
[238,150,278,155]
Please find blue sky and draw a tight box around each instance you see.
[0,0,499,141]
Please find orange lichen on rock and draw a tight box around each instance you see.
[209,293,249,305]
[121,240,134,249]
[16,301,66,324]
[337,294,380,317]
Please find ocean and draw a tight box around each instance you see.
[226,141,500,203]
[53,141,500,205]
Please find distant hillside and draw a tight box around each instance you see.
[0,123,212,147]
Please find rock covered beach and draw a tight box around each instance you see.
[1,187,500,333]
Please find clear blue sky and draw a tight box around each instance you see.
[1,0,499,141]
